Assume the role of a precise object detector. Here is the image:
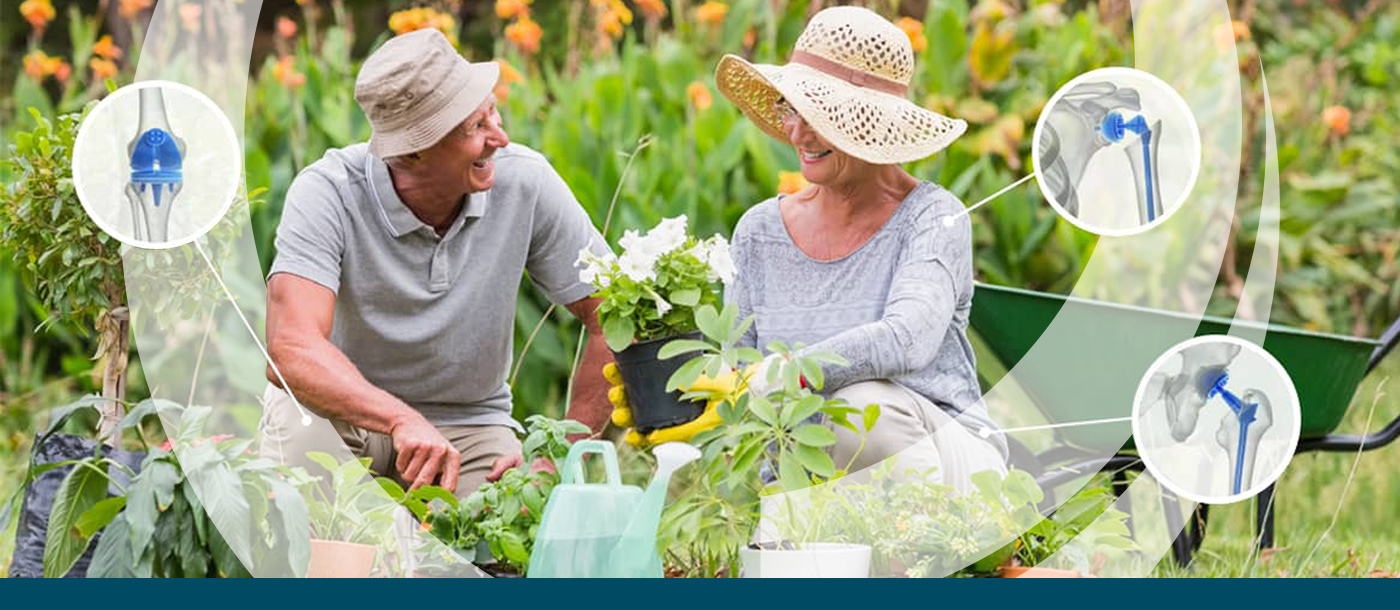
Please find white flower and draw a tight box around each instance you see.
[575,248,616,287]
[647,215,689,254]
[618,250,657,282]
[702,235,736,284]
[654,295,672,315]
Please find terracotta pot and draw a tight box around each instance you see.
[997,565,1083,578]
[307,539,377,578]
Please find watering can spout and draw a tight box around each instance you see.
[609,442,701,576]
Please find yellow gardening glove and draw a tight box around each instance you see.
[604,361,751,447]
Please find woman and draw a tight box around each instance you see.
[715,6,1006,491]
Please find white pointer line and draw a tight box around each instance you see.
[194,240,313,426]
[979,416,1132,439]
[946,172,1037,225]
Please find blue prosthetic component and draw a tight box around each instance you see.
[1100,111,1157,222]
[1206,372,1259,495]
[129,128,183,207]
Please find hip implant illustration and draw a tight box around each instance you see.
[125,87,185,243]
[1038,81,1164,224]
[1140,339,1282,500]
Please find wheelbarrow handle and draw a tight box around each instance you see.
[1365,311,1400,374]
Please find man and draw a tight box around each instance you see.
[259,28,613,497]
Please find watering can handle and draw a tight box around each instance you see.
[561,440,622,486]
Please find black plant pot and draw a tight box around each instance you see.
[612,332,705,433]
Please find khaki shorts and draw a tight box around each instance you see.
[258,384,521,498]
[830,380,1007,494]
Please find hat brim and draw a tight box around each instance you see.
[715,54,966,165]
[368,60,501,159]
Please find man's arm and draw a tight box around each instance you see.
[563,296,613,434]
[265,273,462,491]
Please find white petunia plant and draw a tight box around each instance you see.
[578,215,734,352]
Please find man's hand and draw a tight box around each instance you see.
[389,414,461,492]
[605,362,749,447]
[485,455,558,482]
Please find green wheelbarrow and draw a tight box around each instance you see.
[969,282,1400,566]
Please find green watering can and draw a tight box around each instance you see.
[528,440,699,578]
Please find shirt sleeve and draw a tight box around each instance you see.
[526,160,609,306]
[802,203,972,390]
[726,211,759,350]
[268,169,346,293]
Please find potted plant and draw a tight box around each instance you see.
[33,401,313,578]
[388,416,589,577]
[654,303,881,577]
[292,452,401,578]
[989,481,1136,578]
[576,215,733,432]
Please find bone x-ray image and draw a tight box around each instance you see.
[1133,336,1300,504]
[1033,67,1201,236]
[71,81,241,249]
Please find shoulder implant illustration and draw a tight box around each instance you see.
[1038,81,1164,223]
[125,87,186,243]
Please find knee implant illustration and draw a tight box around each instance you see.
[1148,342,1275,496]
[1038,81,1164,224]
[125,87,185,243]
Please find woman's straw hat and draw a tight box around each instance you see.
[716,6,966,165]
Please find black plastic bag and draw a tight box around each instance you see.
[7,433,144,578]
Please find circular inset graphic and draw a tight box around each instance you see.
[1032,67,1201,236]
[72,80,241,250]
[1132,335,1300,504]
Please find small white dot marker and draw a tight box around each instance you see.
[978,427,992,439]
[942,215,955,228]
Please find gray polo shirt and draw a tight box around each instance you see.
[269,143,607,430]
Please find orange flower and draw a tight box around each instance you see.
[53,58,71,83]
[897,17,927,53]
[23,51,52,81]
[180,3,202,32]
[118,0,153,19]
[505,15,543,54]
[636,0,667,20]
[1322,105,1350,137]
[273,55,306,88]
[599,10,623,38]
[742,28,756,49]
[494,59,523,99]
[389,7,455,36]
[277,16,297,39]
[93,35,124,60]
[777,171,808,195]
[90,57,118,80]
[495,0,531,20]
[20,0,55,31]
[687,81,712,111]
[696,1,728,25]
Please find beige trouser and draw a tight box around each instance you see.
[258,384,521,498]
[829,380,1007,494]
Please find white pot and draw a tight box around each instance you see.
[739,543,871,578]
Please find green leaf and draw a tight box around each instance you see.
[75,496,126,538]
[862,404,881,433]
[794,445,835,479]
[603,315,636,352]
[269,479,310,576]
[44,459,111,578]
[748,395,777,426]
[693,305,722,342]
[658,339,713,360]
[783,395,824,427]
[777,451,808,492]
[669,288,700,306]
[792,424,836,448]
[666,356,709,392]
[407,485,460,511]
[498,530,529,565]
